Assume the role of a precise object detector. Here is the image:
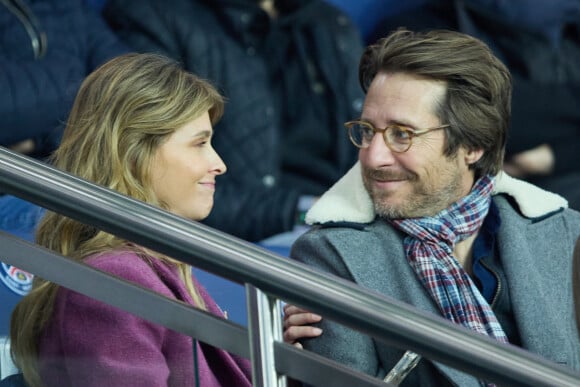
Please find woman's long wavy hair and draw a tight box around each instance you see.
[10,52,224,387]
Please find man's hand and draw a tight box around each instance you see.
[504,144,554,177]
[283,304,322,348]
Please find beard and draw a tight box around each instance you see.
[362,159,465,219]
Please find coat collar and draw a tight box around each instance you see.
[305,161,568,225]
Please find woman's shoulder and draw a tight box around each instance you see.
[86,249,150,270]
[84,250,179,294]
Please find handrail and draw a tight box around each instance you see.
[0,232,249,358]
[1,146,579,386]
[0,231,386,387]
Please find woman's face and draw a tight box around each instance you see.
[150,111,226,221]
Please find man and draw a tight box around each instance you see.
[285,29,580,386]
[369,0,580,210]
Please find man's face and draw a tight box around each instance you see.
[359,72,480,219]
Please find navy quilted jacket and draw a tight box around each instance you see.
[105,0,365,241]
[0,0,128,158]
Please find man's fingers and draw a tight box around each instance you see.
[283,311,322,329]
[282,304,323,346]
[283,304,309,316]
[283,326,323,344]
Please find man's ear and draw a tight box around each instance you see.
[465,148,484,166]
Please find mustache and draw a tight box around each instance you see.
[363,167,416,181]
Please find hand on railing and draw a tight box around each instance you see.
[282,304,322,349]
[283,303,422,385]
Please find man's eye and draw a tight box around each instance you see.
[390,126,411,141]
[361,125,375,137]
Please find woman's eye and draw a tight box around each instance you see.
[194,139,210,147]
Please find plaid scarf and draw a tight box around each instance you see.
[390,175,508,344]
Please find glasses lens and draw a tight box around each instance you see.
[347,122,373,148]
[386,126,412,152]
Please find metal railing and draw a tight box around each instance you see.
[1,146,579,386]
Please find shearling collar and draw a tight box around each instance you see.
[305,161,568,225]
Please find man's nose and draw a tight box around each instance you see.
[360,133,397,168]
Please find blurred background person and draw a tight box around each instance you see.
[0,0,128,161]
[0,0,128,238]
[0,0,129,336]
[324,0,428,43]
[103,0,366,242]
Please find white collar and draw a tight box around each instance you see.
[305,161,568,225]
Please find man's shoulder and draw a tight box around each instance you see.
[493,193,580,225]
[493,194,580,257]
[293,221,366,248]
[294,219,401,254]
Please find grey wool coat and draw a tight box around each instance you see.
[290,162,580,386]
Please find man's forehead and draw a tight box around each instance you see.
[362,72,446,126]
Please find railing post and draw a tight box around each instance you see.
[246,284,286,387]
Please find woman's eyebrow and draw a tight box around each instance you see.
[192,129,213,138]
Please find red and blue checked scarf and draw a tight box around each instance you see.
[390,175,508,344]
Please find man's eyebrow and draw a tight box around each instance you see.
[361,117,418,129]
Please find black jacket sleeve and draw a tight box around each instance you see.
[104,0,363,241]
[104,0,301,241]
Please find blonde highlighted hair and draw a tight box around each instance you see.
[10,53,224,386]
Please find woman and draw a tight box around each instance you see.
[9,52,249,387]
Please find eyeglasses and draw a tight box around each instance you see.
[344,120,450,153]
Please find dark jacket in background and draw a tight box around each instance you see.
[0,0,128,159]
[104,0,365,241]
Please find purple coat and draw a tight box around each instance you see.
[38,251,252,386]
